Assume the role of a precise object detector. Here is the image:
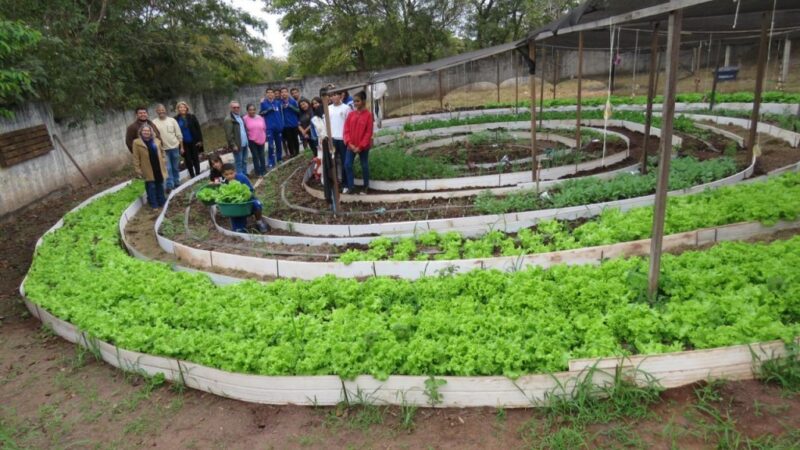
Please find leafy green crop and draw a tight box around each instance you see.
[473,157,737,215]
[338,171,800,262]
[216,181,252,203]
[23,180,800,379]
[196,187,218,203]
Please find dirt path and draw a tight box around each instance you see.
[3,170,800,449]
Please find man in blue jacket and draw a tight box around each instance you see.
[259,88,283,168]
[280,87,301,158]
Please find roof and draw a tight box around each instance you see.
[356,0,800,85]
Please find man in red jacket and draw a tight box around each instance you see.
[342,91,374,195]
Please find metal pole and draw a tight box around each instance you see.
[320,89,341,213]
[642,22,660,175]
[724,45,732,66]
[528,41,538,189]
[576,32,584,151]
[748,12,770,160]
[647,9,682,299]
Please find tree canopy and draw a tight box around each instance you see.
[268,0,580,75]
[0,0,289,121]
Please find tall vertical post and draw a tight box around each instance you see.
[514,53,520,113]
[710,40,722,111]
[496,56,501,103]
[552,49,558,99]
[539,47,545,129]
[642,22,660,175]
[748,12,770,160]
[321,89,341,213]
[437,71,444,110]
[724,45,731,66]
[576,32,584,150]
[781,39,792,87]
[647,10,682,299]
[528,41,538,188]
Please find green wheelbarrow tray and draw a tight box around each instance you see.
[217,200,254,218]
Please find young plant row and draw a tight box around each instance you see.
[473,156,737,214]
[482,90,800,110]
[24,181,800,379]
[340,171,800,263]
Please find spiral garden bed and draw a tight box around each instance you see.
[21,107,800,407]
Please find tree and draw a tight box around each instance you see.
[465,0,579,49]
[0,0,272,121]
[0,20,41,118]
[268,0,466,75]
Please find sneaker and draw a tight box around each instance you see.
[342,188,351,195]
[358,188,368,195]
[255,221,269,233]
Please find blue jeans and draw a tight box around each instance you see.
[332,139,347,186]
[144,181,166,208]
[164,148,181,189]
[233,143,249,175]
[249,141,267,176]
[345,148,370,190]
[267,129,283,167]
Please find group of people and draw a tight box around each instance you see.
[125,84,376,229]
[126,102,204,209]
[223,85,375,205]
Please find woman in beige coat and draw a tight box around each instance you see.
[132,125,168,209]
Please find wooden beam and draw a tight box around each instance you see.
[642,22,660,175]
[647,9,683,299]
[747,12,770,160]
[576,32,584,151]
[528,42,538,189]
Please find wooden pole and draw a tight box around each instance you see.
[781,39,791,87]
[539,47,545,129]
[496,56,501,103]
[321,90,340,213]
[724,45,731,66]
[709,40,722,111]
[528,41,538,189]
[437,71,444,110]
[552,49,558,100]
[53,134,93,187]
[642,22,660,175]
[747,12,770,160]
[576,32,584,150]
[514,54,519,113]
[647,9,682,299]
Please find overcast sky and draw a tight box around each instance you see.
[228,0,289,58]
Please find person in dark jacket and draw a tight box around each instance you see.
[131,125,167,209]
[125,106,160,153]
[174,101,204,177]
[259,88,284,168]
[222,101,249,175]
